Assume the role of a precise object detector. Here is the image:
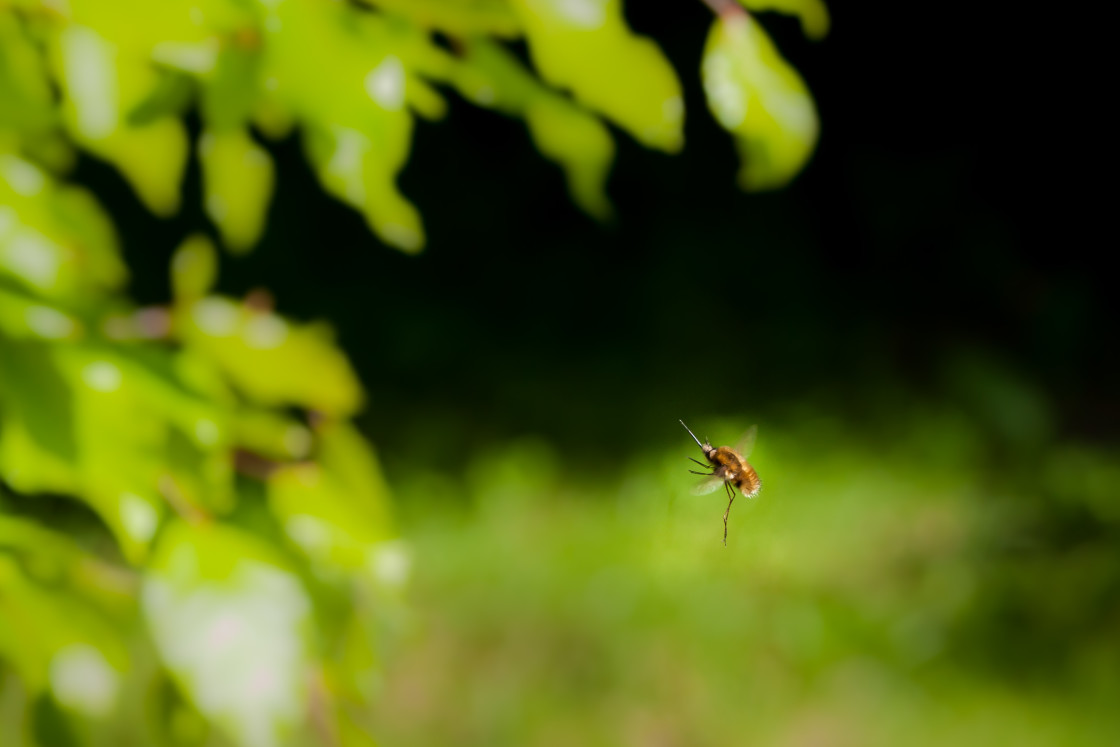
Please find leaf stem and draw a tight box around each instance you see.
[699,0,748,19]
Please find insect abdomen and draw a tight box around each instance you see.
[738,465,762,497]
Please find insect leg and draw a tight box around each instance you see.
[722,481,737,545]
[688,457,709,468]
[689,469,714,476]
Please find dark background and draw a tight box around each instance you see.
[77,2,1116,463]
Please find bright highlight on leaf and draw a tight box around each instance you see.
[143,521,314,747]
[702,13,820,191]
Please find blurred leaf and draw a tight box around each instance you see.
[54,345,169,562]
[268,421,399,581]
[49,24,189,215]
[0,13,56,136]
[200,41,261,132]
[262,2,426,252]
[0,339,80,495]
[0,152,125,303]
[366,0,521,37]
[31,696,81,747]
[142,519,315,747]
[126,68,195,126]
[0,514,137,612]
[233,408,312,461]
[170,234,218,304]
[509,0,683,152]
[177,296,364,416]
[740,0,831,40]
[198,128,275,252]
[0,556,128,718]
[0,289,81,340]
[702,13,819,190]
[451,40,615,219]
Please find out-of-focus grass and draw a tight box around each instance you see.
[371,415,1120,746]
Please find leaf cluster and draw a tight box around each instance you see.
[0,0,826,743]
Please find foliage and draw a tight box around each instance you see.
[0,0,826,743]
[1,0,823,254]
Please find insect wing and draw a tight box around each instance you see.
[735,424,758,459]
[691,473,726,496]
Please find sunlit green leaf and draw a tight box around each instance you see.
[0,556,128,718]
[0,289,81,341]
[0,152,125,303]
[142,519,315,747]
[702,14,819,190]
[450,40,615,219]
[198,128,275,252]
[48,24,190,215]
[233,408,312,462]
[0,13,56,136]
[268,421,399,581]
[0,339,80,495]
[509,0,684,152]
[0,514,137,613]
[176,296,364,416]
[200,41,261,132]
[54,345,169,562]
[170,234,218,304]
[365,0,521,37]
[260,2,426,252]
[126,68,195,126]
[740,0,831,40]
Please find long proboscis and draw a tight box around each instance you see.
[679,420,705,449]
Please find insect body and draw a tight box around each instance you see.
[680,420,761,545]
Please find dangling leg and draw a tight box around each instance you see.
[722,481,737,545]
[689,457,709,468]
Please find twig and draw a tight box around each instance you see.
[699,0,748,19]
[157,474,211,525]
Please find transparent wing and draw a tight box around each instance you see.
[691,474,726,496]
[735,425,758,459]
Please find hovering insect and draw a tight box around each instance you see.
[679,420,762,545]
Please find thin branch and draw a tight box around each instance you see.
[699,0,748,19]
[157,474,211,526]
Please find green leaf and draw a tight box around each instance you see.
[176,296,365,416]
[0,514,137,613]
[232,408,312,462]
[126,68,195,126]
[142,520,315,747]
[740,0,831,40]
[198,128,275,252]
[364,0,521,37]
[0,339,81,496]
[261,3,426,252]
[268,421,400,582]
[170,234,218,304]
[0,152,125,303]
[0,556,128,718]
[702,14,819,191]
[451,40,615,219]
[508,0,684,152]
[0,289,81,341]
[0,13,56,136]
[54,345,169,562]
[49,24,190,215]
[200,42,261,132]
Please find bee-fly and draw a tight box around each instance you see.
[680,420,762,545]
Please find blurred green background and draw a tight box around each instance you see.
[3,0,1119,745]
